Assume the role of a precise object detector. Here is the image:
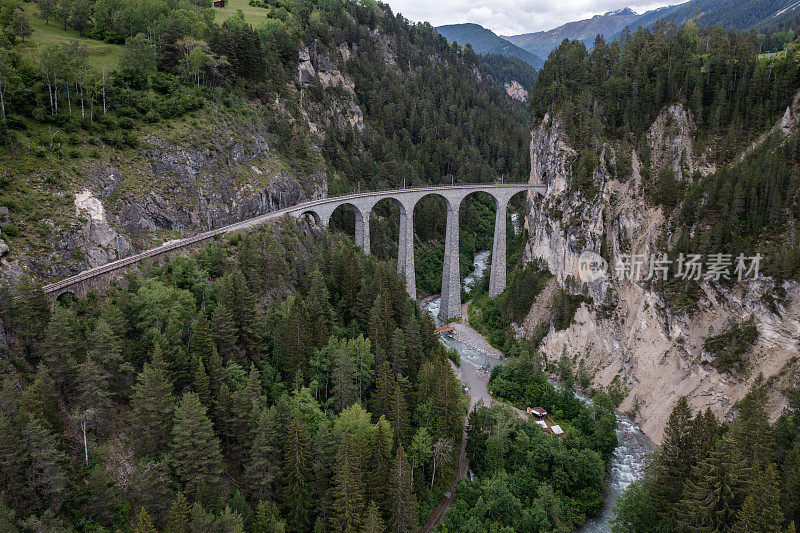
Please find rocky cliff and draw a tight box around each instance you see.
[0,39,376,287]
[522,104,800,443]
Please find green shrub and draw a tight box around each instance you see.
[151,72,180,95]
[144,110,161,123]
[116,106,140,119]
[3,223,19,238]
[704,318,758,375]
[117,117,135,130]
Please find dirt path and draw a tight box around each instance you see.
[421,323,527,532]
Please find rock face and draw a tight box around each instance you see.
[74,190,133,266]
[525,113,608,302]
[298,44,365,133]
[0,105,328,285]
[504,81,528,102]
[523,105,800,443]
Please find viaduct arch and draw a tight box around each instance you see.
[43,184,546,322]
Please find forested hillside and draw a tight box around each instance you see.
[530,20,800,279]
[435,23,544,69]
[0,217,467,531]
[0,0,531,291]
[616,0,800,39]
[440,356,618,531]
[613,384,800,532]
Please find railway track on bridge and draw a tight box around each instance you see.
[43,183,546,307]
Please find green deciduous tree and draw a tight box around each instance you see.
[120,33,158,78]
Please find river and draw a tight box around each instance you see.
[423,251,653,532]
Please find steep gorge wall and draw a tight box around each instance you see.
[522,106,800,443]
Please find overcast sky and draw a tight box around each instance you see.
[385,0,679,36]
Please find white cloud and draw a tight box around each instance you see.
[386,0,680,35]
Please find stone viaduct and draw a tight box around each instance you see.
[43,183,546,322]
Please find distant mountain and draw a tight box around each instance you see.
[613,0,800,39]
[436,23,545,69]
[503,8,641,59]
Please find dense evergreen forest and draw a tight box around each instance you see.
[530,21,800,279]
[0,218,467,531]
[613,382,800,532]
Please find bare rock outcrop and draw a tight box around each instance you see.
[523,103,800,443]
[298,43,365,133]
[504,81,528,102]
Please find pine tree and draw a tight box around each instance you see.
[362,501,385,533]
[207,345,224,397]
[0,414,25,513]
[366,419,393,519]
[189,501,217,531]
[403,313,423,375]
[332,338,357,412]
[354,275,374,329]
[88,318,133,399]
[330,435,366,533]
[247,407,283,502]
[390,328,406,377]
[190,314,215,368]
[651,397,696,526]
[311,421,337,517]
[76,354,113,430]
[40,305,76,395]
[306,268,333,348]
[677,437,749,533]
[22,419,67,514]
[281,297,313,382]
[387,445,417,533]
[130,362,176,458]
[192,355,212,407]
[129,458,174,526]
[781,446,800,527]
[408,427,432,486]
[281,413,312,531]
[372,361,395,421]
[213,303,240,365]
[133,508,158,533]
[254,500,286,533]
[151,341,167,372]
[165,492,190,533]
[170,392,225,507]
[0,493,18,532]
[389,381,410,444]
[12,279,50,359]
[229,365,263,463]
[351,335,374,404]
[731,463,783,533]
[217,505,246,532]
[730,384,774,468]
[19,365,59,431]
[218,271,261,362]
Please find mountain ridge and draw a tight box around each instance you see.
[502,8,641,59]
[435,23,544,69]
